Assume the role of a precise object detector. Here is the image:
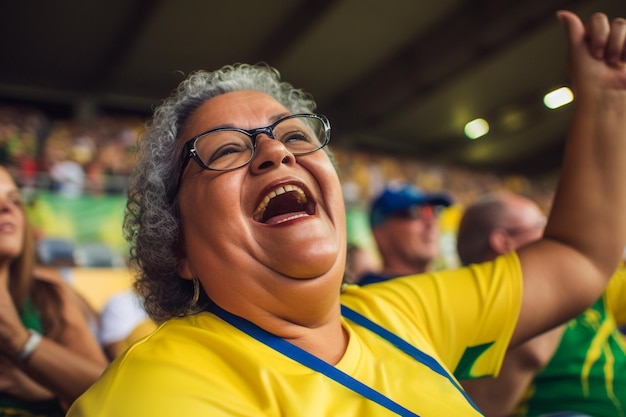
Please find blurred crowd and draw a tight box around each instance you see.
[0,103,556,209]
[0,102,559,273]
[0,104,141,198]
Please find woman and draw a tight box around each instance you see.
[0,166,108,416]
[68,10,626,416]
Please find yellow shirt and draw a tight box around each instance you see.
[68,252,522,417]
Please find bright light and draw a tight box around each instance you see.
[464,118,489,140]
[543,87,573,109]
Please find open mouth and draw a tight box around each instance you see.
[0,222,16,233]
[253,184,316,224]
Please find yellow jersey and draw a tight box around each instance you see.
[68,252,522,416]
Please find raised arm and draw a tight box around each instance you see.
[512,11,626,346]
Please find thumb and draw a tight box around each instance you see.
[557,10,585,47]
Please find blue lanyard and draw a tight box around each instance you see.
[341,305,481,413]
[208,303,482,416]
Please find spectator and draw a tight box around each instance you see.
[457,191,626,417]
[48,150,85,198]
[0,165,107,416]
[98,290,150,360]
[358,183,452,285]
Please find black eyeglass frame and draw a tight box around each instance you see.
[178,113,331,176]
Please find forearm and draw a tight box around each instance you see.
[18,337,107,404]
[462,351,537,416]
[462,375,531,417]
[463,326,566,416]
[547,89,626,278]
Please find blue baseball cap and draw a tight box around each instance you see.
[369,183,453,227]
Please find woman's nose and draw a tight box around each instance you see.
[249,135,295,173]
[0,196,12,210]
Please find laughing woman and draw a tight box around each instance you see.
[68,11,626,417]
[0,166,108,416]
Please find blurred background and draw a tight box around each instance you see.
[0,0,623,299]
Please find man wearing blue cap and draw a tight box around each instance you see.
[358,183,452,285]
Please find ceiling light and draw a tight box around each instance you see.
[464,118,489,140]
[543,87,573,109]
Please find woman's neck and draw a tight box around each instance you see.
[248,303,348,364]
[214,283,348,364]
[0,263,11,288]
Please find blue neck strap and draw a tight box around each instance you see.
[208,303,481,416]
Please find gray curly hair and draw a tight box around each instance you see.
[124,63,322,322]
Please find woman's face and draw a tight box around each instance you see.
[0,168,25,263]
[176,91,346,306]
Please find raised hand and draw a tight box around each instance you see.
[558,11,626,95]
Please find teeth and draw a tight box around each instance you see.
[254,184,307,218]
[275,213,308,224]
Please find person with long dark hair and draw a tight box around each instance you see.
[0,166,107,416]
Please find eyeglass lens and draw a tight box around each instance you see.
[194,115,326,171]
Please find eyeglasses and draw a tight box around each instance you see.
[389,205,444,221]
[179,113,330,175]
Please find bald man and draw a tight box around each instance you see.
[457,191,626,417]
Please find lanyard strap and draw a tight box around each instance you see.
[340,305,481,414]
[209,303,482,416]
[209,303,418,416]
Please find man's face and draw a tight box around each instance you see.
[377,204,441,268]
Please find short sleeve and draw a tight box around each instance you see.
[340,251,523,380]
